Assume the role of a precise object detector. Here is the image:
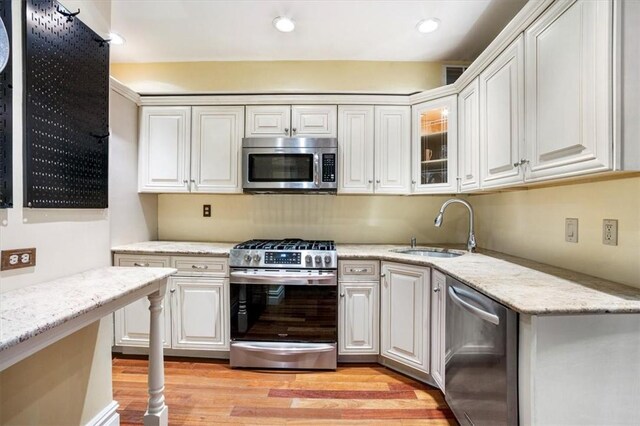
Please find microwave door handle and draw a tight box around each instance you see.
[314,153,320,187]
[448,286,500,325]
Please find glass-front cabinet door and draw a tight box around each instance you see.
[411,95,458,193]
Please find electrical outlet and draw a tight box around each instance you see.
[203,204,211,217]
[1,248,37,271]
[603,219,618,246]
[565,218,578,243]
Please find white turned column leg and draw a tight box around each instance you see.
[144,281,169,426]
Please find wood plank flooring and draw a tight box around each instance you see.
[113,355,457,425]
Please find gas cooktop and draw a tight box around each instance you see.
[230,239,337,269]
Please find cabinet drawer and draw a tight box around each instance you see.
[339,260,380,281]
[114,254,171,268]
[171,256,228,276]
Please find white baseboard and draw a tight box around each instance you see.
[86,400,120,426]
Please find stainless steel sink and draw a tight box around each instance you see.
[391,247,466,258]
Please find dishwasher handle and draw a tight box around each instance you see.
[448,286,500,325]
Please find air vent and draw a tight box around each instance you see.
[442,65,468,85]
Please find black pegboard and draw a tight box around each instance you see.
[0,0,12,208]
[23,0,109,208]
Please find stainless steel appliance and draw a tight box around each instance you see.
[445,277,518,425]
[242,138,337,193]
[229,239,338,369]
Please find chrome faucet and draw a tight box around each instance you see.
[434,199,477,252]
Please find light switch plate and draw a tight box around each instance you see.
[565,218,578,243]
[603,219,618,246]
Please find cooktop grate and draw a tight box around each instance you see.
[234,239,336,251]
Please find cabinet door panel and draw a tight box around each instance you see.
[459,78,480,192]
[191,106,244,193]
[139,107,191,192]
[246,106,291,137]
[114,286,171,348]
[292,105,337,137]
[381,262,429,372]
[430,270,446,390]
[375,106,411,194]
[525,0,612,180]
[479,36,525,189]
[172,277,229,350]
[338,106,375,193]
[339,281,379,355]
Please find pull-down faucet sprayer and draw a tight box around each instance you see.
[434,199,476,253]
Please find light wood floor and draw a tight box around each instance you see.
[113,355,456,425]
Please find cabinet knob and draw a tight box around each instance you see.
[368,179,373,184]
[292,128,297,134]
[284,128,289,133]
[433,287,441,293]
[376,180,381,184]
[412,180,416,184]
[340,293,345,298]
[183,180,188,185]
[380,273,386,278]
[513,158,529,168]
[170,288,176,293]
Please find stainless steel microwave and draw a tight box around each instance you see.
[242,138,338,193]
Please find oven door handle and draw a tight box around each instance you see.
[230,271,336,283]
[232,342,335,355]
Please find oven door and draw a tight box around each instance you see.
[242,147,336,191]
[229,269,338,369]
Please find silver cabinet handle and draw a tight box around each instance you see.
[191,264,209,269]
[433,287,441,293]
[340,293,345,297]
[133,262,149,267]
[349,268,368,273]
[513,158,529,168]
[448,287,499,325]
[170,288,176,293]
[183,179,189,187]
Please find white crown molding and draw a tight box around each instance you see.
[138,93,412,106]
[408,85,458,105]
[110,77,141,105]
[453,0,556,91]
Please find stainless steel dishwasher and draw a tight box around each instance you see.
[445,277,518,425]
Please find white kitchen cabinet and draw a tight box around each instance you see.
[171,276,229,350]
[339,281,379,355]
[430,270,446,390]
[380,262,430,372]
[524,0,612,181]
[139,105,245,193]
[337,105,375,193]
[458,78,481,192]
[374,106,412,194]
[191,106,244,193]
[138,106,191,193]
[113,254,230,355]
[246,105,337,138]
[479,35,525,189]
[411,96,458,194]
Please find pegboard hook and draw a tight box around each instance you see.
[94,37,110,47]
[56,5,80,22]
[90,132,110,143]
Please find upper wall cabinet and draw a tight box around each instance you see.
[246,105,337,138]
[479,35,525,189]
[338,105,375,193]
[524,0,612,181]
[139,106,244,193]
[139,106,192,192]
[411,95,458,194]
[374,106,412,194]
[458,78,481,192]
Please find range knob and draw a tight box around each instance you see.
[305,255,312,264]
[243,254,251,263]
[314,255,322,264]
[324,255,332,265]
[253,254,261,262]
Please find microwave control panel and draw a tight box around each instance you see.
[322,154,336,182]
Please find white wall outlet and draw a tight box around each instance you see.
[603,219,618,246]
[565,218,578,243]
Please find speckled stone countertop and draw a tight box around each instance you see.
[111,241,235,256]
[111,241,640,315]
[0,267,176,353]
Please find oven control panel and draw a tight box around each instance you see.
[264,251,301,265]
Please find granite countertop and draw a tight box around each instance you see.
[0,267,176,353]
[111,241,236,256]
[111,241,640,315]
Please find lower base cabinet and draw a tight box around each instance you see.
[380,262,430,372]
[339,281,379,355]
[430,270,446,390]
[114,284,172,348]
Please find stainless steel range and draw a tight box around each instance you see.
[229,239,338,370]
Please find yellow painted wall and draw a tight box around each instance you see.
[158,194,470,245]
[471,176,640,288]
[110,61,449,94]
[0,318,113,425]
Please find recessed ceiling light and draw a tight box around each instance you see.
[273,16,295,33]
[416,18,440,34]
[108,32,126,45]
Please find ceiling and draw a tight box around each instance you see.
[110,0,528,64]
